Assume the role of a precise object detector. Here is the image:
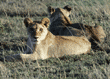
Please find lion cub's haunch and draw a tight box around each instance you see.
[2,18,91,62]
[48,5,106,46]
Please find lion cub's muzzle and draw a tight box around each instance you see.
[28,29,40,42]
[30,36,39,42]
[32,37,39,42]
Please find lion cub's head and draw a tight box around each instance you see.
[48,5,72,24]
[24,18,50,44]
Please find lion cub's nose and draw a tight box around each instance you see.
[33,37,38,39]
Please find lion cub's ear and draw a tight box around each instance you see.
[24,18,33,27]
[41,18,50,28]
[63,5,72,12]
[48,6,55,15]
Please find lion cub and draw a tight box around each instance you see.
[1,18,91,62]
[48,5,106,47]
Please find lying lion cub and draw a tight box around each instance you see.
[1,18,91,62]
[48,5,106,48]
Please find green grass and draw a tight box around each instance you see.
[0,0,110,79]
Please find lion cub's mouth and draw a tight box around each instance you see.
[32,39,38,42]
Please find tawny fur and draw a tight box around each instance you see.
[1,18,91,62]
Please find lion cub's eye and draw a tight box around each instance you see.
[40,28,43,32]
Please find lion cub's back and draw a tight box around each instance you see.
[48,36,91,57]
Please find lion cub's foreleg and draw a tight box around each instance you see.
[2,38,36,62]
[2,53,36,62]
[3,38,48,62]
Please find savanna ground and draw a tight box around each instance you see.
[0,0,110,79]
